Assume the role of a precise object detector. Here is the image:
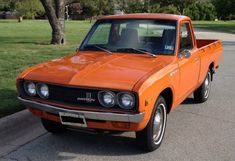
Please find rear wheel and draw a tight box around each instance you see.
[41,118,66,134]
[194,69,212,103]
[136,96,167,152]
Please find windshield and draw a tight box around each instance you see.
[79,19,177,55]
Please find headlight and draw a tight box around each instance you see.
[98,91,115,107]
[37,83,49,99]
[24,81,36,96]
[117,93,135,110]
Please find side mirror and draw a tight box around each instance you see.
[178,49,191,59]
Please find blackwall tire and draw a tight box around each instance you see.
[194,70,212,103]
[136,96,167,152]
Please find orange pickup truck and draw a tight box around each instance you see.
[17,14,222,152]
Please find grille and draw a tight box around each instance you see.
[48,84,101,107]
[19,81,137,111]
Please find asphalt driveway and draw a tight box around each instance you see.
[0,29,235,161]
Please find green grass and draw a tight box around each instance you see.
[0,20,91,117]
[192,20,235,34]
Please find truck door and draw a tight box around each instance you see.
[177,22,200,100]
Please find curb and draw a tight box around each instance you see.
[0,109,46,157]
[0,110,31,131]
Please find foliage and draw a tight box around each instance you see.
[116,0,148,13]
[0,0,17,11]
[158,0,197,14]
[116,0,179,14]
[81,0,114,17]
[157,5,178,14]
[1,0,234,21]
[15,0,44,19]
[212,0,235,20]
[185,1,216,20]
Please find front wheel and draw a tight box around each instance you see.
[136,96,167,152]
[194,70,212,103]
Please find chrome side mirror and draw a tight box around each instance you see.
[178,49,191,59]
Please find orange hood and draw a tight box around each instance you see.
[22,51,174,90]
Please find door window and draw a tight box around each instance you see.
[179,23,193,52]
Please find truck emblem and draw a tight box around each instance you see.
[76,92,95,103]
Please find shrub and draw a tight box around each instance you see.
[185,2,216,20]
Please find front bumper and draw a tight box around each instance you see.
[18,97,145,123]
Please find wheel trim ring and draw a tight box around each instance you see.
[152,103,167,145]
[204,71,211,99]
[153,109,162,140]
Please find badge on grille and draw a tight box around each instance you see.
[76,92,95,103]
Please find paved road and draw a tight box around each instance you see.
[1,29,235,161]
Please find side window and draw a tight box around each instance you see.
[180,23,193,51]
[88,23,111,45]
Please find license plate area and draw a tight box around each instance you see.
[59,112,87,127]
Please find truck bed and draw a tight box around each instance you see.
[196,39,222,84]
[197,39,221,49]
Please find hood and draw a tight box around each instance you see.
[23,51,174,90]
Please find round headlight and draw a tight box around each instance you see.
[98,91,115,107]
[24,81,36,96]
[117,93,135,110]
[37,83,49,99]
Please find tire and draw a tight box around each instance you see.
[194,69,212,103]
[136,96,167,152]
[41,118,66,134]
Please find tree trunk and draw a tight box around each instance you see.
[40,0,66,45]
[51,20,65,44]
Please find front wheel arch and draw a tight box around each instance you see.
[159,87,173,114]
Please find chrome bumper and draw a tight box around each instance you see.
[18,97,144,123]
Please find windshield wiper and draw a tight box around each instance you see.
[93,45,112,54]
[116,48,156,57]
[82,45,112,54]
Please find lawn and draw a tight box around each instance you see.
[0,20,92,117]
[192,20,235,34]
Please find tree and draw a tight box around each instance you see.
[115,0,177,14]
[0,0,17,11]
[15,0,44,19]
[40,0,82,45]
[159,0,197,14]
[157,5,178,14]
[184,1,216,20]
[40,0,66,45]
[81,0,114,20]
[116,0,149,13]
[213,0,235,20]
[40,0,114,45]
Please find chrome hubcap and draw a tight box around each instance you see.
[204,72,211,98]
[153,104,165,144]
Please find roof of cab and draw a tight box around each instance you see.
[100,13,190,21]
